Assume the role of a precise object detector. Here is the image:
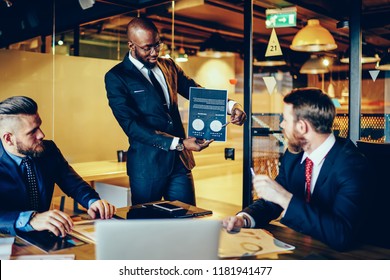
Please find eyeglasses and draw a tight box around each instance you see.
[131,41,162,54]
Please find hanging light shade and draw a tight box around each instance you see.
[340,44,380,64]
[175,47,188,62]
[290,19,337,52]
[376,49,390,71]
[197,32,235,58]
[300,55,330,74]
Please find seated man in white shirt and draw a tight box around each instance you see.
[223,87,368,251]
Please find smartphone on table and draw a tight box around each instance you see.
[152,202,184,212]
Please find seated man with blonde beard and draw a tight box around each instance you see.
[0,96,116,237]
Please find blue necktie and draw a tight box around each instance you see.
[21,157,40,210]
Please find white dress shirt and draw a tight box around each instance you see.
[300,133,336,194]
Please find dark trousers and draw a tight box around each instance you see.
[129,154,196,206]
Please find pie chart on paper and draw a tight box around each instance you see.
[210,120,223,132]
[192,119,205,131]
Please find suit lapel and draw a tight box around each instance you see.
[0,143,28,197]
[122,53,151,87]
[290,152,306,197]
[157,59,175,107]
[122,54,170,114]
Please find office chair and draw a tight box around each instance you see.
[356,140,390,248]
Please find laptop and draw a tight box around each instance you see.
[95,219,221,260]
[126,200,213,219]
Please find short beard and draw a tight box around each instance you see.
[16,141,45,158]
[287,142,302,154]
[286,130,307,154]
[133,48,156,69]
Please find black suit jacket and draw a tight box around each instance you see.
[105,54,199,179]
[244,137,368,250]
[0,140,100,235]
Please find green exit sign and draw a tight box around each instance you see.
[266,8,297,28]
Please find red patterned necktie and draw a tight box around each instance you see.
[305,158,314,202]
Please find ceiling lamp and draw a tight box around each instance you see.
[175,47,188,62]
[376,49,390,70]
[300,55,330,74]
[290,19,337,52]
[340,44,380,64]
[197,32,235,58]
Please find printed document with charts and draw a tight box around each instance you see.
[219,228,295,258]
[70,215,97,244]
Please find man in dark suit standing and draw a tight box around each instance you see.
[223,88,368,251]
[0,96,116,237]
[104,17,246,206]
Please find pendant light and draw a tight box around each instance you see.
[175,47,188,62]
[290,19,337,52]
[300,55,330,74]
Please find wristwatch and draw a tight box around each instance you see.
[175,138,184,151]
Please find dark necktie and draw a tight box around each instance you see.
[305,158,313,202]
[21,157,40,210]
[147,68,168,111]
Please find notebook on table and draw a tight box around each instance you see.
[95,219,221,260]
[126,200,213,219]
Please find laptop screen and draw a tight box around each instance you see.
[95,219,221,260]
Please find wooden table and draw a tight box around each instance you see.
[71,160,127,185]
[9,207,390,260]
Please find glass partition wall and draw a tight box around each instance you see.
[0,5,131,163]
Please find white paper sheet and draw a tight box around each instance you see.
[218,228,295,258]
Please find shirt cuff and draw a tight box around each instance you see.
[227,100,236,115]
[237,212,255,228]
[170,137,180,150]
[16,211,36,232]
[88,198,99,208]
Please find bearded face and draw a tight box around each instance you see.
[128,28,160,69]
[132,46,158,69]
[280,103,309,154]
[11,113,46,158]
[16,138,45,158]
[284,128,307,154]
